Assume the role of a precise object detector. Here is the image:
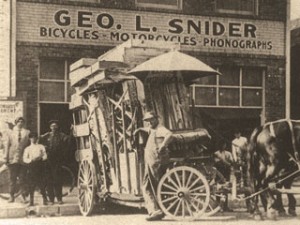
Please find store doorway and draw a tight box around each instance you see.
[39,103,72,135]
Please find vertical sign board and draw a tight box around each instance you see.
[0,101,23,125]
[0,1,11,97]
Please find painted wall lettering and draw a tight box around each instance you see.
[17,2,284,56]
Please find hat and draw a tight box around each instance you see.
[49,120,59,126]
[143,112,157,121]
[15,117,25,124]
[29,132,38,138]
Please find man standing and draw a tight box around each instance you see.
[214,141,233,212]
[134,112,173,221]
[214,142,233,181]
[232,129,248,166]
[4,117,30,203]
[23,132,48,206]
[40,120,69,205]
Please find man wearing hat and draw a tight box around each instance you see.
[3,117,30,203]
[40,120,69,205]
[134,112,173,221]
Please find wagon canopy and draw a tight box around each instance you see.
[128,50,221,83]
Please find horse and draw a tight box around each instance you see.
[246,119,300,219]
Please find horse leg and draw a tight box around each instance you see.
[249,182,264,220]
[284,178,297,216]
[260,192,268,212]
[265,190,278,220]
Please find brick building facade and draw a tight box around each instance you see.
[1,0,289,141]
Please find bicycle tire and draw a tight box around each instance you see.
[0,165,22,200]
[0,165,75,200]
[61,165,76,197]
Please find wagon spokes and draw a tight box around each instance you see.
[78,160,96,216]
[157,166,210,221]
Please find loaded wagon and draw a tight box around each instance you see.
[69,40,229,220]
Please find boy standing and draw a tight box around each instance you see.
[23,132,47,206]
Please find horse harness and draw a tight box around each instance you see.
[265,119,300,168]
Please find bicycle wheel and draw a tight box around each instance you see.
[0,164,22,200]
[61,165,76,197]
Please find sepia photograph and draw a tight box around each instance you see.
[0,0,300,224]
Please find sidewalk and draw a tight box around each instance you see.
[0,190,299,219]
[0,189,80,218]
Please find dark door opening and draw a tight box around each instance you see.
[40,103,72,135]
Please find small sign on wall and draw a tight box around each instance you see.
[0,101,23,125]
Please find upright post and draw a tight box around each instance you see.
[122,102,132,193]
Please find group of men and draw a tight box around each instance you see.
[2,117,69,206]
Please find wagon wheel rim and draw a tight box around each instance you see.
[204,168,225,216]
[157,166,210,221]
[78,160,96,216]
[204,195,222,216]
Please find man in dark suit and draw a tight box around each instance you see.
[40,120,69,205]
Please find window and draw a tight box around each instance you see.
[192,66,264,108]
[39,58,75,103]
[135,0,182,10]
[215,0,257,15]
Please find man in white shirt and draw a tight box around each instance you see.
[23,132,47,206]
[134,112,173,221]
[232,129,248,165]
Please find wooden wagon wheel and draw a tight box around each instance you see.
[78,160,97,216]
[157,166,210,221]
[204,168,226,216]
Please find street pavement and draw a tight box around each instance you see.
[0,207,300,225]
[1,188,300,223]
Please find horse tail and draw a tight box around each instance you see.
[248,126,263,152]
[247,126,263,191]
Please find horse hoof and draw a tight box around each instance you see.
[267,210,277,220]
[254,214,263,221]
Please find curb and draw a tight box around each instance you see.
[27,203,81,217]
[0,192,80,219]
[0,203,80,219]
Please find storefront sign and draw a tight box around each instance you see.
[0,101,23,124]
[16,2,285,56]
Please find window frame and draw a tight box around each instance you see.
[135,0,183,10]
[38,58,71,104]
[215,0,258,16]
[191,67,264,109]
